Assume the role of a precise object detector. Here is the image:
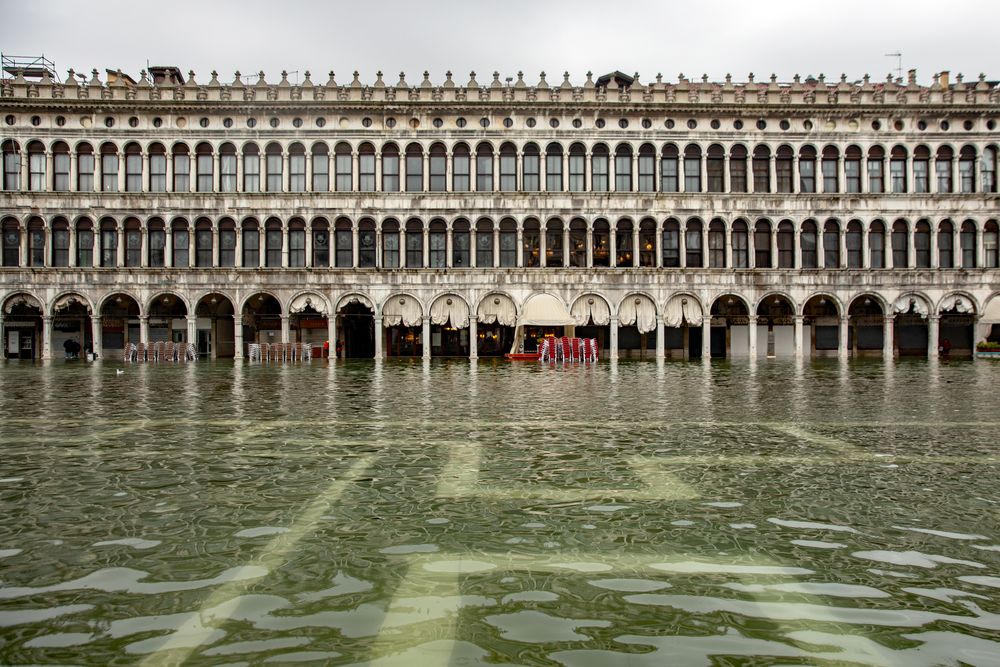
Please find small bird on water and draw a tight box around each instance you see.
[116,369,124,375]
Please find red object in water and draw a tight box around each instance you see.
[505,352,542,360]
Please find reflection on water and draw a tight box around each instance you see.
[1,358,1000,665]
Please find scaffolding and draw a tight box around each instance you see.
[1,54,57,80]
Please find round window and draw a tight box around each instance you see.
[292,117,303,128]
[246,118,257,128]
[361,117,372,127]
[30,115,41,127]
[618,118,629,129]
[733,119,744,130]
[710,119,720,130]
[223,117,233,128]
[595,119,606,129]
[665,119,675,129]
[526,118,536,128]
[779,119,790,131]
[572,119,582,129]
[756,119,767,130]
[456,117,467,128]
[549,118,559,128]
[200,117,210,128]
[687,119,697,129]
[104,117,115,128]
[386,118,397,128]
[479,117,490,128]
[432,118,443,128]
[4,114,15,126]
[153,117,163,128]
[316,117,326,128]
[269,117,279,128]
[641,118,652,129]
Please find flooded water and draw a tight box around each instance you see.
[2,358,1000,666]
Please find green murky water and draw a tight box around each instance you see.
[1,359,1000,666]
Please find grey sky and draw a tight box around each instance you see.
[1,0,995,85]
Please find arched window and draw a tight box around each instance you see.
[522,143,540,191]
[405,143,423,192]
[494,218,513,266]
[798,146,817,193]
[195,217,213,267]
[219,218,237,267]
[359,142,376,191]
[569,218,587,267]
[592,219,610,266]
[822,145,839,193]
[382,143,400,192]
[685,219,703,267]
[311,218,329,267]
[77,142,95,192]
[101,142,119,192]
[661,144,679,192]
[381,218,400,268]
[684,145,701,192]
[546,142,564,191]
[615,218,633,266]
[708,218,724,269]
[312,142,329,191]
[523,218,540,267]
[148,142,166,192]
[592,144,609,192]
[27,141,45,191]
[265,143,283,192]
[123,217,140,267]
[913,145,930,193]
[662,218,680,267]
[2,218,20,265]
[476,218,494,267]
[334,217,353,268]
[405,218,423,267]
[545,218,563,267]
[868,146,885,193]
[914,220,931,268]
[476,143,494,192]
[869,220,886,269]
[846,221,863,268]
[241,218,259,267]
[800,220,818,268]
[614,144,632,192]
[264,217,282,267]
[982,147,997,193]
[288,143,306,191]
[845,145,862,193]
[936,146,953,192]
[638,218,656,267]
[452,218,470,267]
[243,143,260,192]
[961,220,977,268]
[196,142,213,192]
[2,140,20,190]
[51,217,70,266]
[27,217,44,267]
[172,143,189,192]
[568,143,585,191]
[336,142,354,191]
[453,143,471,192]
[959,146,976,193]
[220,143,237,192]
[823,219,840,268]
[146,217,164,267]
[500,142,517,191]
[706,144,724,193]
[891,220,909,267]
[429,219,446,267]
[775,145,793,193]
[288,218,305,267]
[777,220,794,268]
[728,220,746,268]
[638,144,655,192]
[754,220,772,268]
[429,143,446,191]
[358,218,376,267]
[752,145,770,192]
[730,145,748,193]
[890,145,907,193]
[984,220,999,268]
[172,218,189,268]
[53,141,70,191]
[76,217,95,267]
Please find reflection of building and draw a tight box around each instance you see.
[1,66,998,361]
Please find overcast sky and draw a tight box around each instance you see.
[1,0,996,86]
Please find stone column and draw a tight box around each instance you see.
[631,152,639,192]
[977,227,985,268]
[492,152,500,191]
[282,152,290,192]
[422,228,429,268]
[816,224,825,268]
[92,316,103,359]
[445,150,453,192]
[352,226,360,268]
[883,315,894,359]
[281,315,290,344]
[213,153,221,192]
[861,225,870,269]
[794,315,804,359]
[234,317,244,360]
[655,317,665,359]
[608,227,616,268]
[723,155,731,193]
[375,154,382,191]
[748,315,758,359]
[446,225,454,268]
[837,155,845,194]
[728,225,737,268]
[116,224,125,267]
[861,155,869,193]
[792,156,800,194]
[493,227,500,268]
[768,155,777,193]
[586,226,593,268]
[839,316,849,358]
[326,313,336,359]
[281,225,289,268]
[186,316,196,347]
[563,225,571,268]
[374,316,384,359]
[632,225,640,267]
[117,154,125,193]
[469,318,478,360]
[701,316,712,359]
[928,315,940,359]
[585,151,592,191]
[679,225,687,268]
[422,153,430,192]
[422,316,431,359]
[139,316,149,344]
[351,152,359,192]
[236,153,244,193]
[516,227,524,267]
[43,225,52,267]
[609,316,619,360]
[539,225,547,267]
[305,153,313,192]
[69,150,77,191]
[655,221,662,268]
[699,153,707,193]
[42,316,52,360]
[68,224,77,267]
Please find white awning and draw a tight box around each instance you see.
[3,293,42,314]
[430,295,470,328]
[382,295,423,327]
[571,295,610,326]
[892,295,928,318]
[663,294,702,328]
[983,298,1000,324]
[939,294,974,315]
[477,293,516,326]
[619,294,657,333]
[289,293,327,315]
[520,293,575,326]
[52,294,90,314]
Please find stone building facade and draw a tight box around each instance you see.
[1,67,998,360]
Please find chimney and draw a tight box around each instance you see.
[939,70,950,89]
[907,69,917,86]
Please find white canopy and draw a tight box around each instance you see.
[571,295,611,326]
[520,293,576,326]
[892,295,929,318]
[382,294,423,327]
[430,295,470,328]
[3,292,42,314]
[52,293,91,314]
[477,293,517,326]
[938,294,975,315]
[663,294,703,328]
[289,293,328,315]
[983,298,1000,324]
[619,295,657,334]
